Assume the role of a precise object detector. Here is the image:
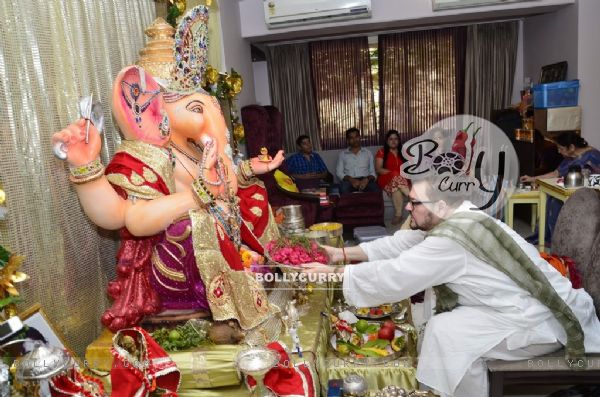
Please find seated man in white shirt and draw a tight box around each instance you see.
[336,127,380,194]
[303,178,600,397]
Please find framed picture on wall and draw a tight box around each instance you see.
[539,61,568,84]
[18,303,70,351]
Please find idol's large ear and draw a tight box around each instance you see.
[112,65,168,146]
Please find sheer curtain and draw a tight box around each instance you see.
[266,43,320,153]
[0,0,155,355]
[378,27,467,142]
[464,21,519,120]
[310,37,377,150]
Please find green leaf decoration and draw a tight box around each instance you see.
[0,245,10,268]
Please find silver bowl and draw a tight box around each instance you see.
[16,344,73,380]
[305,230,329,245]
[281,205,303,219]
[236,347,280,397]
[343,373,368,396]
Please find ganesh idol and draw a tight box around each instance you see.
[51,6,285,343]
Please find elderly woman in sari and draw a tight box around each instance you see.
[521,131,600,242]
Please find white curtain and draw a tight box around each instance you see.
[0,0,155,355]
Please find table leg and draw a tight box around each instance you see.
[531,203,537,233]
[506,201,514,229]
[539,191,547,250]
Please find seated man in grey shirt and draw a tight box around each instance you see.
[336,128,381,194]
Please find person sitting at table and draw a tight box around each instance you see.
[336,127,380,194]
[285,135,330,181]
[520,131,600,242]
[533,129,564,176]
[302,177,600,397]
[375,130,409,225]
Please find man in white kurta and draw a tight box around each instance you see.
[304,185,600,397]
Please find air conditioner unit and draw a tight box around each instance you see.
[432,0,536,11]
[264,0,372,29]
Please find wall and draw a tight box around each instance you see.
[523,0,600,148]
[577,0,600,148]
[523,3,579,83]
[252,61,271,105]
[219,0,256,107]
[239,0,573,42]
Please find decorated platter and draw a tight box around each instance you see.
[329,315,406,365]
[350,303,403,320]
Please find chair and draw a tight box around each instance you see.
[487,188,600,397]
[241,105,333,227]
[334,192,385,233]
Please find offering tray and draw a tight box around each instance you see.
[330,321,406,365]
[349,302,405,320]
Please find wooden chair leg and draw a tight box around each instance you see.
[488,371,504,397]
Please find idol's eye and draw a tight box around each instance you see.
[186,100,204,114]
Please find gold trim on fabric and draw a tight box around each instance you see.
[143,167,158,183]
[258,204,280,246]
[250,206,263,217]
[190,209,279,331]
[244,220,254,232]
[116,140,176,193]
[106,174,165,200]
[251,193,264,201]
[151,265,189,292]
[237,176,265,189]
[165,225,191,258]
[152,249,187,282]
[130,171,145,186]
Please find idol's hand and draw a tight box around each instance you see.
[51,119,101,166]
[251,150,285,175]
[270,149,285,168]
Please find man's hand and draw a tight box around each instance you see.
[301,262,340,275]
[350,177,360,189]
[359,178,369,190]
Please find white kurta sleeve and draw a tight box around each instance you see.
[343,236,467,308]
[359,230,425,261]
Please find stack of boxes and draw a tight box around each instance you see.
[532,79,581,138]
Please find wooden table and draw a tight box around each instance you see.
[537,178,600,249]
[505,189,540,233]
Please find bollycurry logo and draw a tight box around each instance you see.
[400,115,519,213]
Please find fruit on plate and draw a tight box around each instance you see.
[378,325,395,341]
[356,307,370,316]
[369,307,384,316]
[382,320,396,330]
[359,347,388,357]
[391,336,405,352]
[337,343,350,355]
[355,319,369,333]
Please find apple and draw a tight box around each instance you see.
[382,320,396,330]
[377,326,395,341]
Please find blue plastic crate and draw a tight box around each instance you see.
[533,80,579,108]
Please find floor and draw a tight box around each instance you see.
[374,211,573,397]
